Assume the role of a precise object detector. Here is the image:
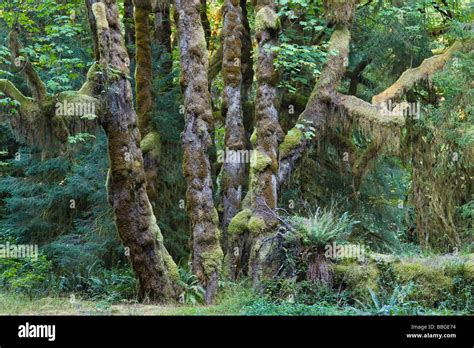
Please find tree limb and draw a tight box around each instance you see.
[8,24,47,101]
[372,40,473,106]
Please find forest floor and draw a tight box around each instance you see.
[0,291,250,316]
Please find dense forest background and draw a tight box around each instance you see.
[0,0,472,315]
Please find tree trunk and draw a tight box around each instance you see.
[220,0,247,252]
[124,0,136,62]
[174,0,223,304]
[84,0,101,61]
[154,2,173,76]
[92,0,178,303]
[200,0,211,48]
[134,0,161,206]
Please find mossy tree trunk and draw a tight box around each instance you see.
[174,0,223,304]
[226,0,283,283]
[154,1,173,76]
[134,0,161,207]
[220,0,247,252]
[84,0,101,61]
[92,0,178,303]
[124,0,136,62]
[200,0,211,48]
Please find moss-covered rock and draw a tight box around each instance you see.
[334,254,474,306]
[334,262,379,301]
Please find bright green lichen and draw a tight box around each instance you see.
[248,215,266,235]
[279,128,303,159]
[250,151,272,172]
[202,246,224,278]
[250,129,257,146]
[228,209,252,235]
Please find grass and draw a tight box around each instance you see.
[0,284,255,316]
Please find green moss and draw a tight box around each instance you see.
[248,215,266,235]
[255,6,280,33]
[202,246,224,278]
[392,262,453,305]
[250,129,257,147]
[250,151,272,172]
[164,252,180,282]
[211,208,220,226]
[334,262,379,300]
[279,128,303,159]
[140,131,161,157]
[228,209,252,235]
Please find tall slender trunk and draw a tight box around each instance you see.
[92,0,178,303]
[250,0,282,222]
[85,0,101,61]
[226,0,282,282]
[124,0,136,62]
[154,2,173,76]
[134,0,161,206]
[174,0,223,304]
[200,0,211,48]
[220,0,247,252]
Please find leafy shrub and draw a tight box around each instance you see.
[288,207,358,249]
[241,298,357,316]
[0,254,52,299]
[177,267,205,305]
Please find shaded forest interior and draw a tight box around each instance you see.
[0,0,472,315]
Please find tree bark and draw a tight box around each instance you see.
[174,0,223,304]
[84,0,101,61]
[92,0,178,303]
[220,0,247,252]
[154,1,173,76]
[134,0,161,206]
[124,0,136,62]
[200,0,211,48]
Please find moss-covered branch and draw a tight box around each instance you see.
[0,79,34,106]
[372,40,474,106]
[8,25,47,101]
